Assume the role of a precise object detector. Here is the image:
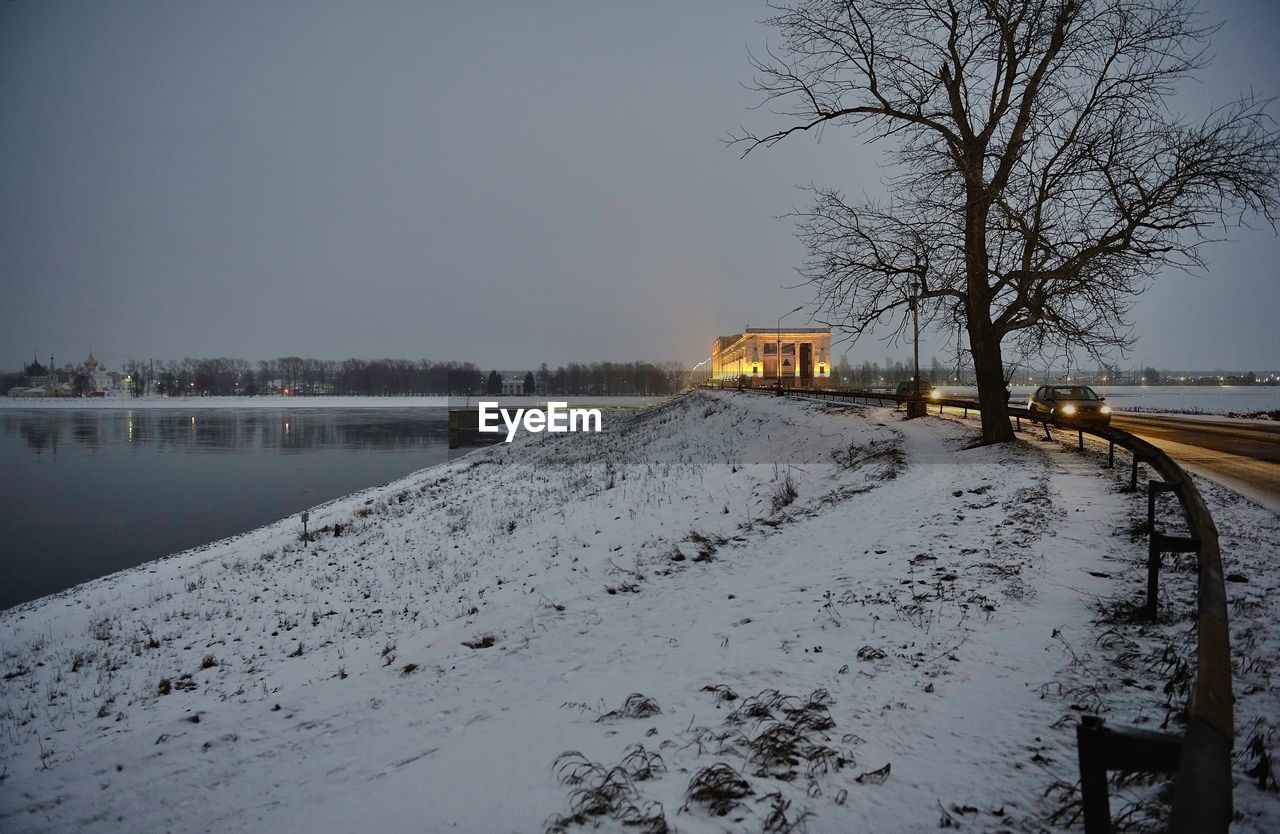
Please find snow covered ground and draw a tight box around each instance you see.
[1,390,1276,832]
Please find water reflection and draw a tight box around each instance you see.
[0,408,449,609]
[3,408,449,456]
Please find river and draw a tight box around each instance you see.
[0,407,449,609]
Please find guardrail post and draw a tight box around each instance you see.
[1146,482,1160,619]
[1015,415,1021,430]
[1078,430,1084,451]
[1145,480,1178,620]
[1076,716,1185,833]
[1043,420,1052,440]
[1077,716,1112,834]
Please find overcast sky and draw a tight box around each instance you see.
[2,0,1277,372]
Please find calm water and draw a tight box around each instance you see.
[0,408,449,609]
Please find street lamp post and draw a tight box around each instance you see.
[906,279,926,418]
[776,305,804,394]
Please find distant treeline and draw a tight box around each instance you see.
[4,357,688,397]
[530,362,686,396]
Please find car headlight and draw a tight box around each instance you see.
[1100,405,1111,414]
[1061,404,1077,415]
[930,390,941,399]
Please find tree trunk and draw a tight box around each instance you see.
[968,311,1014,443]
[964,186,1016,444]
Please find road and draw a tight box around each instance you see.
[924,401,1280,511]
[789,388,1280,512]
[1110,413,1280,513]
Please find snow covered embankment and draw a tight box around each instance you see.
[3,389,1267,832]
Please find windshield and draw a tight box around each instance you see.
[1051,386,1100,400]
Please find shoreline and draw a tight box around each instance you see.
[0,394,671,410]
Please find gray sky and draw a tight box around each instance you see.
[2,0,1277,372]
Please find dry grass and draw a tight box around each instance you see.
[770,468,799,513]
[761,793,814,833]
[685,762,752,816]
[700,683,739,703]
[598,693,661,721]
[546,748,668,834]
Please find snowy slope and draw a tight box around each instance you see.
[1,390,1276,832]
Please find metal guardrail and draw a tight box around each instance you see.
[708,382,1232,834]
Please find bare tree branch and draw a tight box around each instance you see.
[739,0,1279,443]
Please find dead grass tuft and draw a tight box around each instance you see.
[598,693,661,721]
[619,744,665,781]
[547,748,669,834]
[770,468,799,513]
[700,683,739,702]
[761,793,814,833]
[89,616,112,642]
[685,762,753,816]
[855,762,891,784]
[743,722,806,779]
[614,800,669,834]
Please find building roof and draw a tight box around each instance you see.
[714,327,831,352]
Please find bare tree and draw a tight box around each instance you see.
[735,0,1278,442]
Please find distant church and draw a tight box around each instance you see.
[7,352,128,397]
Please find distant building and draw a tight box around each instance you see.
[75,353,125,396]
[712,327,832,388]
[14,354,71,397]
[500,375,527,396]
[8,352,131,397]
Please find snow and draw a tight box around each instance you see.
[1,390,1276,832]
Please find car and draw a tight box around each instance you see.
[896,380,941,400]
[1027,385,1112,426]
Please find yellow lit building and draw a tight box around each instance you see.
[712,327,832,388]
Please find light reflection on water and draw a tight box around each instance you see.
[0,408,449,610]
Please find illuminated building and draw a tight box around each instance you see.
[711,327,832,388]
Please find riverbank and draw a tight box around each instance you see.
[0,407,453,609]
[2,391,1276,832]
